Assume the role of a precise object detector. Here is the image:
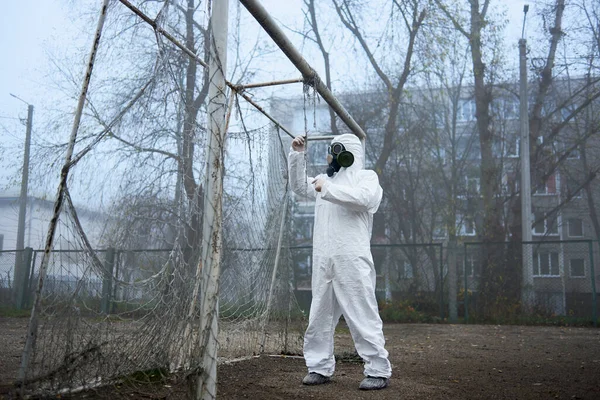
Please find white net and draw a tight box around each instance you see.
[16,1,305,397]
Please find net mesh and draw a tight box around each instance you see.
[16,1,305,397]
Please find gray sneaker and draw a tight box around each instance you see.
[302,372,331,385]
[359,376,389,390]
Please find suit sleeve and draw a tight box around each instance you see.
[288,150,318,201]
[320,170,383,213]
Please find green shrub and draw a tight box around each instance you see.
[378,300,432,323]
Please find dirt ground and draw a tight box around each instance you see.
[1,318,600,399]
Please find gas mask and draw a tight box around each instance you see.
[326,142,355,177]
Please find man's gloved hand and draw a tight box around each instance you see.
[292,135,306,152]
[312,178,325,192]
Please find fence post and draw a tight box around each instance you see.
[439,244,444,320]
[447,241,458,322]
[589,241,597,328]
[26,250,38,308]
[111,250,120,313]
[13,250,24,308]
[14,247,33,310]
[101,248,115,314]
[464,243,469,323]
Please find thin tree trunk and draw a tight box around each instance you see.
[530,0,566,141]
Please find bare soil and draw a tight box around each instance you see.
[1,318,600,399]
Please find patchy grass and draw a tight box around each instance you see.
[0,306,30,318]
[335,351,363,363]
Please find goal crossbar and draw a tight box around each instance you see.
[117,0,298,138]
[118,0,366,141]
[239,0,367,140]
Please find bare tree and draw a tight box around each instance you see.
[522,0,600,246]
[433,0,505,244]
[332,0,427,175]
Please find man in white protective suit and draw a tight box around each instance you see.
[288,133,392,390]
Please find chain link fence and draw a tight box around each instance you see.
[461,240,598,325]
[290,243,446,321]
[3,240,597,326]
[0,248,173,314]
[0,250,18,306]
[0,240,598,397]
[288,240,598,326]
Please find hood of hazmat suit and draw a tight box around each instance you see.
[289,133,383,256]
[288,133,391,380]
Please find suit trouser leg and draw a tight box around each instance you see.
[333,257,392,378]
[303,275,342,376]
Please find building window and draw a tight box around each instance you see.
[567,145,581,159]
[504,172,519,194]
[401,226,414,242]
[295,201,315,215]
[565,176,582,199]
[568,218,583,237]
[504,99,519,119]
[456,214,476,236]
[560,102,578,122]
[465,176,480,197]
[534,173,556,195]
[464,253,478,277]
[505,137,520,158]
[459,175,481,198]
[398,152,413,167]
[456,135,480,160]
[533,251,559,276]
[293,251,312,290]
[533,212,558,236]
[293,107,331,133]
[293,217,313,240]
[430,146,446,163]
[434,110,446,128]
[457,99,476,121]
[433,222,446,239]
[570,258,585,278]
[491,98,518,120]
[400,261,414,279]
[306,140,329,165]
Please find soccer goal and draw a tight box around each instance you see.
[15,1,364,399]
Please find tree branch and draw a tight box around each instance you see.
[332,0,394,91]
[305,0,338,134]
[433,0,470,38]
[480,0,491,21]
[530,0,566,139]
[70,78,156,167]
[109,131,181,162]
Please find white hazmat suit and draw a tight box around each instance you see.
[288,133,392,380]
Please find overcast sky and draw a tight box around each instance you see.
[0,0,528,198]
[0,0,302,197]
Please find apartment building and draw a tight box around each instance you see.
[270,79,600,316]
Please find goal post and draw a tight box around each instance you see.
[196,0,229,398]
[13,1,371,399]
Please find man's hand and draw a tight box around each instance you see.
[312,178,325,192]
[292,135,306,152]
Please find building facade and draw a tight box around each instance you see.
[270,78,600,317]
